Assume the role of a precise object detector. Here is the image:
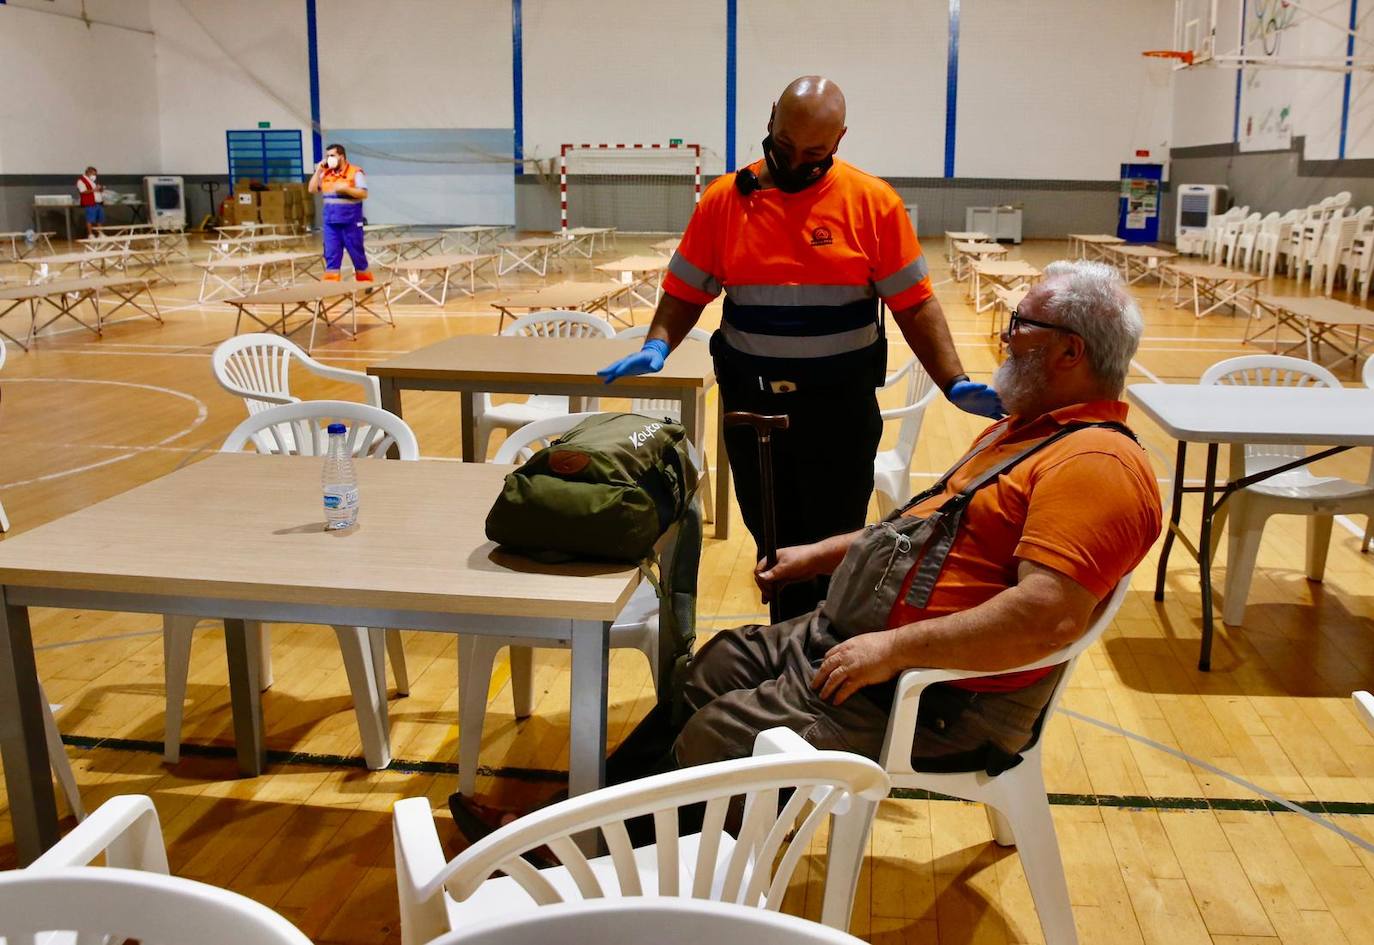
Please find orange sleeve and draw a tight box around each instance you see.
[661,176,729,305]
[871,192,933,311]
[1013,451,1162,599]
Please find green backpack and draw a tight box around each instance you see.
[485,412,700,563]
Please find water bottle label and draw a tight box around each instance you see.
[323,487,359,511]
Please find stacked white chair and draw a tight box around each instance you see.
[1279,203,1321,277]
[395,729,891,945]
[4,794,311,945]
[1346,213,1374,301]
[876,575,1132,945]
[1255,209,1301,277]
[617,324,715,520]
[1234,211,1273,271]
[872,356,939,518]
[474,311,616,460]
[162,401,418,769]
[1200,356,1374,626]
[455,411,703,796]
[1219,211,1259,268]
[1206,207,1246,264]
[1310,209,1367,296]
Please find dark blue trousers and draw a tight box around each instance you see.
[323,220,368,275]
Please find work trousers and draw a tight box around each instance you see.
[720,381,883,620]
[323,219,368,275]
[673,612,1061,771]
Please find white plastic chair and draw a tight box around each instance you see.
[1310,212,1364,296]
[1355,691,1374,734]
[9,795,311,945]
[1254,209,1299,277]
[1200,356,1374,626]
[425,897,866,945]
[1363,356,1374,553]
[1207,207,1246,264]
[474,311,616,460]
[394,728,891,945]
[162,401,418,769]
[617,324,715,521]
[1294,198,1337,284]
[878,575,1131,945]
[1220,212,1259,268]
[873,357,939,518]
[455,411,696,796]
[1235,212,1273,271]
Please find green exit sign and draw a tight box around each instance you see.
[258,121,271,128]
[669,138,683,146]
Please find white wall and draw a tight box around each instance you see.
[522,0,726,173]
[151,0,311,174]
[0,0,160,174]
[735,0,947,178]
[956,0,1173,180]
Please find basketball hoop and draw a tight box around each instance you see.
[1143,49,1195,65]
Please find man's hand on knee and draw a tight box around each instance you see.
[811,632,900,706]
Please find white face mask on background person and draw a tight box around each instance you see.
[87,174,97,181]
[326,156,339,169]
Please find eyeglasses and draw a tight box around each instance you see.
[1008,309,1079,337]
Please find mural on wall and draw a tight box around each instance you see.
[1240,0,1297,152]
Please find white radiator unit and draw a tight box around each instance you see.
[144,176,186,230]
[1176,184,1226,245]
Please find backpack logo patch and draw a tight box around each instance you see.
[810,226,833,247]
[628,421,663,449]
[549,450,590,475]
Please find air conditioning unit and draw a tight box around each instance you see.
[144,176,186,230]
[1176,184,1227,252]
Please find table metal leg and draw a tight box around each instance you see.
[567,619,610,800]
[1196,444,1220,671]
[1154,441,1187,602]
[223,617,266,775]
[460,390,478,462]
[0,587,61,864]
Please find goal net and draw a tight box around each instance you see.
[560,144,701,235]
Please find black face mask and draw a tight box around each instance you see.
[762,135,833,193]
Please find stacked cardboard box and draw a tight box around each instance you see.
[258,189,288,226]
[227,190,259,226]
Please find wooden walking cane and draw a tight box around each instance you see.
[724,411,790,624]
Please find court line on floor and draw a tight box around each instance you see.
[52,731,1374,823]
[0,379,207,490]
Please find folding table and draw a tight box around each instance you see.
[385,253,498,305]
[1248,295,1374,373]
[0,275,161,349]
[1126,382,1374,670]
[1160,262,1263,318]
[1066,233,1125,261]
[497,237,563,278]
[1104,244,1177,285]
[443,225,508,255]
[366,233,445,266]
[594,255,669,321]
[194,251,322,303]
[560,226,617,258]
[224,280,393,352]
[969,259,1040,313]
[17,251,128,283]
[0,231,56,262]
[950,241,1008,281]
[488,281,628,331]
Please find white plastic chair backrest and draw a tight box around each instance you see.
[425,897,866,945]
[503,310,615,339]
[1240,212,1262,233]
[616,325,713,417]
[1364,355,1374,390]
[221,400,418,460]
[1332,191,1353,215]
[883,357,939,462]
[0,337,7,374]
[425,751,890,912]
[493,411,603,464]
[879,574,1131,777]
[213,333,301,415]
[0,868,313,945]
[1200,355,1340,467]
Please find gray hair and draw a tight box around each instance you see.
[1039,260,1143,395]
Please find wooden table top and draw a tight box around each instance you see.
[367,235,444,249]
[1257,294,1374,325]
[595,255,669,273]
[954,241,1010,255]
[490,281,626,309]
[228,281,388,306]
[500,237,564,249]
[1162,262,1264,282]
[20,251,129,266]
[1108,245,1178,258]
[213,234,303,247]
[973,260,1041,277]
[368,333,714,391]
[0,275,151,300]
[0,454,641,621]
[385,253,496,271]
[1068,233,1126,244]
[944,231,990,241]
[445,225,507,233]
[198,251,317,270]
[568,227,615,235]
[650,239,681,253]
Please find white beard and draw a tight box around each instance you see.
[992,344,1051,417]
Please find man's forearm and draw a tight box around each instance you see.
[885,571,1091,673]
[891,296,967,391]
[646,293,707,350]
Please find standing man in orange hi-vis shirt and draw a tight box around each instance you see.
[308,143,372,282]
[598,76,1004,620]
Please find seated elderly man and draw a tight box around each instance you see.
[450,260,1161,840]
[673,259,1162,772]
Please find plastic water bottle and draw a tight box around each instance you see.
[322,422,359,530]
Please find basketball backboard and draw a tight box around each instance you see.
[1175,0,1217,64]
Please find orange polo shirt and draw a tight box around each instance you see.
[888,400,1162,692]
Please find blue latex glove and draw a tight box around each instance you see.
[947,379,1006,419]
[598,339,669,384]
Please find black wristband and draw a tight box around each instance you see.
[942,373,970,396]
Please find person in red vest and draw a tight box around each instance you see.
[76,166,104,236]
[308,143,372,281]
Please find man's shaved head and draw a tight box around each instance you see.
[775,75,847,131]
[765,75,848,179]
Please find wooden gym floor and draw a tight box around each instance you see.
[0,232,1371,945]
